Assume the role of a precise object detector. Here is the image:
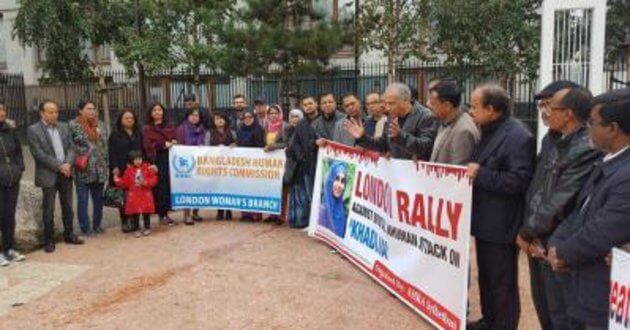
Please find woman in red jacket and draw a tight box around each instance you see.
[114,150,158,237]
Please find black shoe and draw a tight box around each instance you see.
[159,216,177,226]
[93,227,105,234]
[64,235,85,245]
[240,216,253,222]
[44,242,56,253]
[263,216,283,225]
[466,319,490,330]
[192,214,203,222]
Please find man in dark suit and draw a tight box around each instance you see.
[344,82,438,160]
[27,100,84,253]
[517,81,602,330]
[548,93,630,329]
[466,84,536,329]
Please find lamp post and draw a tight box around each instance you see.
[343,0,360,92]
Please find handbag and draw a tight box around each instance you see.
[103,183,125,208]
[74,151,90,171]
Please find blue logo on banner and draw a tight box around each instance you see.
[172,153,195,178]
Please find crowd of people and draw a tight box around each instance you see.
[0,78,629,329]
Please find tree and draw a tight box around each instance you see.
[13,0,130,126]
[111,0,236,109]
[355,0,430,83]
[425,0,540,87]
[218,0,347,106]
[109,0,175,112]
[14,0,98,82]
[162,0,235,98]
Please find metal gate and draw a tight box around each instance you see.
[538,0,607,147]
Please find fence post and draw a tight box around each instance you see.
[98,72,111,130]
[207,76,215,111]
[161,77,171,108]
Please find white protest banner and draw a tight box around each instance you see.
[308,142,472,330]
[610,247,630,330]
[169,145,285,214]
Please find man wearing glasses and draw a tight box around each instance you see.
[363,92,387,138]
[547,89,630,329]
[516,81,602,330]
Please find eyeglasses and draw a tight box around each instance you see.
[537,102,569,115]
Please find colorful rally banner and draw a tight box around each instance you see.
[169,145,285,214]
[610,248,630,330]
[308,142,472,330]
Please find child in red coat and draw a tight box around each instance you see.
[114,150,158,237]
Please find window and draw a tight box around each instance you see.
[313,0,355,23]
[36,46,47,66]
[337,0,355,23]
[313,0,355,57]
[95,44,111,63]
[86,44,112,64]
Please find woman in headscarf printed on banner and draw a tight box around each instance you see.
[318,160,349,238]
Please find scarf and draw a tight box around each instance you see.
[237,114,264,147]
[265,105,284,134]
[180,120,206,146]
[210,127,234,146]
[77,113,100,142]
[143,122,175,161]
[322,161,348,238]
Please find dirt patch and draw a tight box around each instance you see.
[55,264,194,327]
[91,267,187,312]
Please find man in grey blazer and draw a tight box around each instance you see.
[27,100,84,253]
[332,93,363,147]
[427,80,480,165]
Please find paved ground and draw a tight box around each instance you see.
[0,211,539,329]
[1,149,540,329]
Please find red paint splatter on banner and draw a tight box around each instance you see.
[416,163,471,185]
[323,142,472,186]
[325,142,380,165]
